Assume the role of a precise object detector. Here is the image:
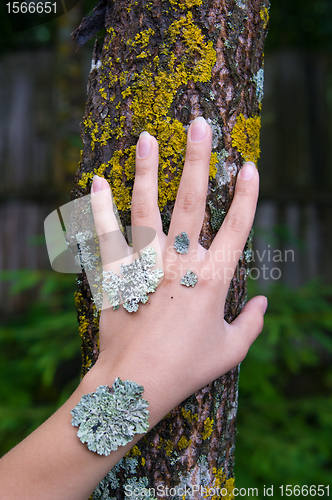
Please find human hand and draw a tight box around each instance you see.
[89,116,267,425]
[0,117,267,500]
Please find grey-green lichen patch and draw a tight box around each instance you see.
[93,456,143,499]
[207,118,223,149]
[71,379,149,456]
[227,401,238,421]
[214,150,237,187]
[208,201,226,232]
[252,68,264,104]
[236,0,246,8]
[102,247,164,312]
[243,228,253,265]
[93,470,118,500]
[209,89,216,101]
[124,477,157,500]
[174,232,190,254]
[74,230,99,271]
[92,459,125,499]
[181,270,198,287]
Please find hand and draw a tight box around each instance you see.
[89,116,267,423]
[0,116,267,500]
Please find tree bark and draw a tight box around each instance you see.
[72,1,269,498]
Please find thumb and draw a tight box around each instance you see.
[226,295,268,364]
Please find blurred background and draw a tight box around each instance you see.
[0,0,331,496]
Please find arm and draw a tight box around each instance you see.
[0,117,266,500]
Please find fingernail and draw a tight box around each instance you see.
[262,296,268,315]
[137,131,151,159]
[240,161,256,180]
[189,116,209,143]
[92,175,105,194]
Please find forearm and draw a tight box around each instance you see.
[0,357,171,500]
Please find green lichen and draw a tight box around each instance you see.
[174,231,190,254]
[124,477,157,500]
[252,68,264,104]
[180,270,198,287]
[208,201,226,231]
[102,247,164,312]
[71,379,149,456]
[231,113,261,163]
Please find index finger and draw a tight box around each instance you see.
[90,176,129,272]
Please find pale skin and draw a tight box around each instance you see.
[0,116,267,500]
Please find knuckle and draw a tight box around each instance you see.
[236,182,253,198]
[131,201,151,220]
[185,149,205,167]
[135,161,151,176]
[226,214,246,233]
[178,191,202,213]
[91,201,105,216]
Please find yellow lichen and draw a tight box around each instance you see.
[260,6,269,30]
[77,315,89,341]
[130,445,141,456]
[212,468,235,500]
[85,356,92,371]
[141,457,146,465]
[165,439,174,456]
[231,113,261,163]
[169,0,202,9]
[181,407,198,423]
[202,416,214,440]
[127,28,155,50]
[177,435,192,450]
[80,6,216,212]
[209,152,218,179]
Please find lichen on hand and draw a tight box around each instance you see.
[174,232,190,254]
[71,379,149,456]
[102,247,164,312]
[180,270,198,287]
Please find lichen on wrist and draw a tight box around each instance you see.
[71,378,149,456]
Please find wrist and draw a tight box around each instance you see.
[80,354,179,430]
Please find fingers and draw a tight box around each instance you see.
[90,176,128,270]
[208,161,259,283]
[167,117,212,256]
[131,131,164,254]
[222,295,267,369]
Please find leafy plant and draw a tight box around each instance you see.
[0,270,81,456]
[235,278,332,497]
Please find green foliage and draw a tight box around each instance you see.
[266,0,332,52]
[0,270,81,457]
[235,279,332,497]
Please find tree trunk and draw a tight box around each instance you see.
[72,1,269,498]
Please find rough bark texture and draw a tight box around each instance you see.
[72,1,269,498]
